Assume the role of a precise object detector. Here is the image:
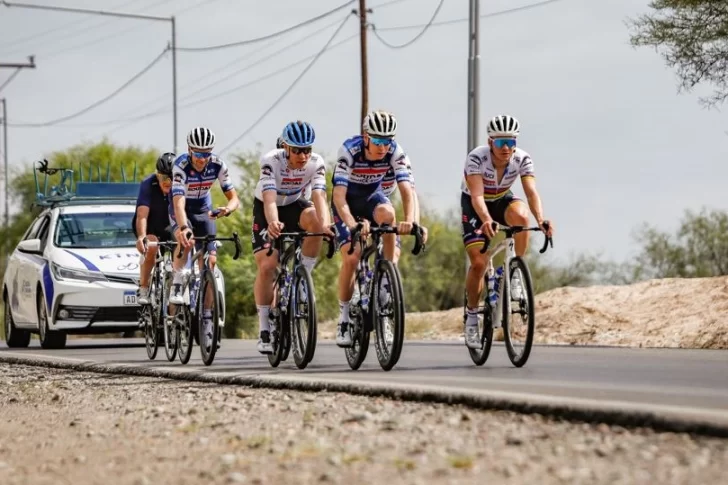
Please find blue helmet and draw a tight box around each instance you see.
[281,121,315,147]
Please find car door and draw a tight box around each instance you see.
[11,216,44,323]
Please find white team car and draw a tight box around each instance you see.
[2,201,143,349]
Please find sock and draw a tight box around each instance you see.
[301,255,317,273]
[257,305,271,333]
[203,309,212,320]
[172,270,184,285]
[339,300,351,323]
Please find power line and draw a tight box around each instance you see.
[0,68,21,93]
[371,0,444,49]
[177,0,355,52]
[219,15,353,154]
[376,0,563,32]
[9,46,169,127]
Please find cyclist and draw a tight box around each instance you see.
[332,110,416,347]
[133,152,176,305]
[461,114,554,349]
[169,126,240,351]
[253,121,333,354]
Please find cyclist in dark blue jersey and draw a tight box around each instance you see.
[133,152,176,304]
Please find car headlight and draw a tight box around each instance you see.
[50,262,107,283]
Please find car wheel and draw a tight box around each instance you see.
[4,290,30,348]
[37,291,66,350]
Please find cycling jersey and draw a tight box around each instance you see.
[461,146,534,201]
[171,153,235,211]
[132,174,171,239]
[253,148,327,206]
[381,160,415,197]
[333,135,412,197]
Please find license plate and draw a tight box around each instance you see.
[123,290,137,306]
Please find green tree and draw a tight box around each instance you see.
[628,0,728,106]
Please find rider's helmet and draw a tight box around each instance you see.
[155,152,176,176]
[281,121,315,147]
[187,126,216,150]
[362,110,397,137]
[276,136,285,149]
[487,115,520,138]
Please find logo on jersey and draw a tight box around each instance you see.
[261,164,273,177]
[173,173,184,183]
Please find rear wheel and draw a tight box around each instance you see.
[465,288,494,366]
[177,305,194,365]
[198,270,220,366]
[502,257,536,368]
[4,291,30,348]
[267,277,287,368]
[142,306,158,360]
[290,265,317,370]
[345,278,370,371]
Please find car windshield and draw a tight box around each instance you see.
[54,212,135,249]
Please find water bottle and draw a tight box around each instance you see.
[190,279,199,309]
[488,267,503,305]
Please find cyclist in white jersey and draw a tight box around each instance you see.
[461,115,553,349]
[253,121,333,354]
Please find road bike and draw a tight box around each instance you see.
[465,222,552,367]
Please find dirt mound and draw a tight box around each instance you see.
[321,277,728,349]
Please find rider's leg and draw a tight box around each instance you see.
[333,202,360,347]
[392,236,402,264]
[299,204,323,273]
[138,234,158,304]
[462,193,491,348]
[252,200,277,352]
[503,199,530,257]
[373,201,396,261]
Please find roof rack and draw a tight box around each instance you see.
[32,159,141,209]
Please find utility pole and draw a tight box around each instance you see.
[0,55,35,268]
[357,0,371,131]
[467,0,480,152]
[2,1,178,151]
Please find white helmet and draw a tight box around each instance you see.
[487,115,520,138]
[187,126,216,150]
[363,110,397,137]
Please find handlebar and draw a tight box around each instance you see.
[347,222,425,256]
[478,221,553,254]
[176,231,242,260]
[265,228,336,260]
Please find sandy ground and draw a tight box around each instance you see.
[1,363,726,485]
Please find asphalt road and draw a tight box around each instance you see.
[2,339,727,421]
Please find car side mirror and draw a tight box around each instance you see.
[17,238,42,255]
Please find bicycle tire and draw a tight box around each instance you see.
[373,260,405,371]
[177,305,194,365]
[345,284,371,371]
[465,287,494,366]
[198,269,220,366]
[502,256,536,367]
[290,265,317,370]
[163,309,178,362]
[143,306,158,360]
[268,277,287,368]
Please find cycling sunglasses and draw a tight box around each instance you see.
[289,146,312,155]
[191,150,213,159]
[370,136,393,147]
[157,173,172,182]
[492,138,517,149]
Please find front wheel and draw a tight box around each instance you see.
[373,260,405,372]
[142,306,158,360]
[290,265,317,370]
[198,270,220,366]
[502,256,536,367]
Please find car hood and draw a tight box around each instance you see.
[52,247,141,275]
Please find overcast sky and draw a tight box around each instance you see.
[1,0,727,264]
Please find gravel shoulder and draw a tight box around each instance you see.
[1,363,726,485]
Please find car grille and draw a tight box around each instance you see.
[105,273,139,285]
[57,305,139,323]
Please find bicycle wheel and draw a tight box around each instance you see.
[290,265,317,370]
[465,289,494,366]
[502,256,536,367]
[163,306,178,362]
[177,304,194,365]
[142,305,158,360]
[268,278,287,367]
[345,284,370,371]
[373,260,405,371]
[198,270,220,366]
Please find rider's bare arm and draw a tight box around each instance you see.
[171,164,189,229]
[332,148,357,228]
[397,181,415,223]
[332,186,356,228]
[262,189,280,225]
[521,176,544,225]
[222,188,240,214]
[135,205,149,238]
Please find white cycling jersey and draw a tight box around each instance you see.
[461,145,534,200]
[254,148,327,206]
